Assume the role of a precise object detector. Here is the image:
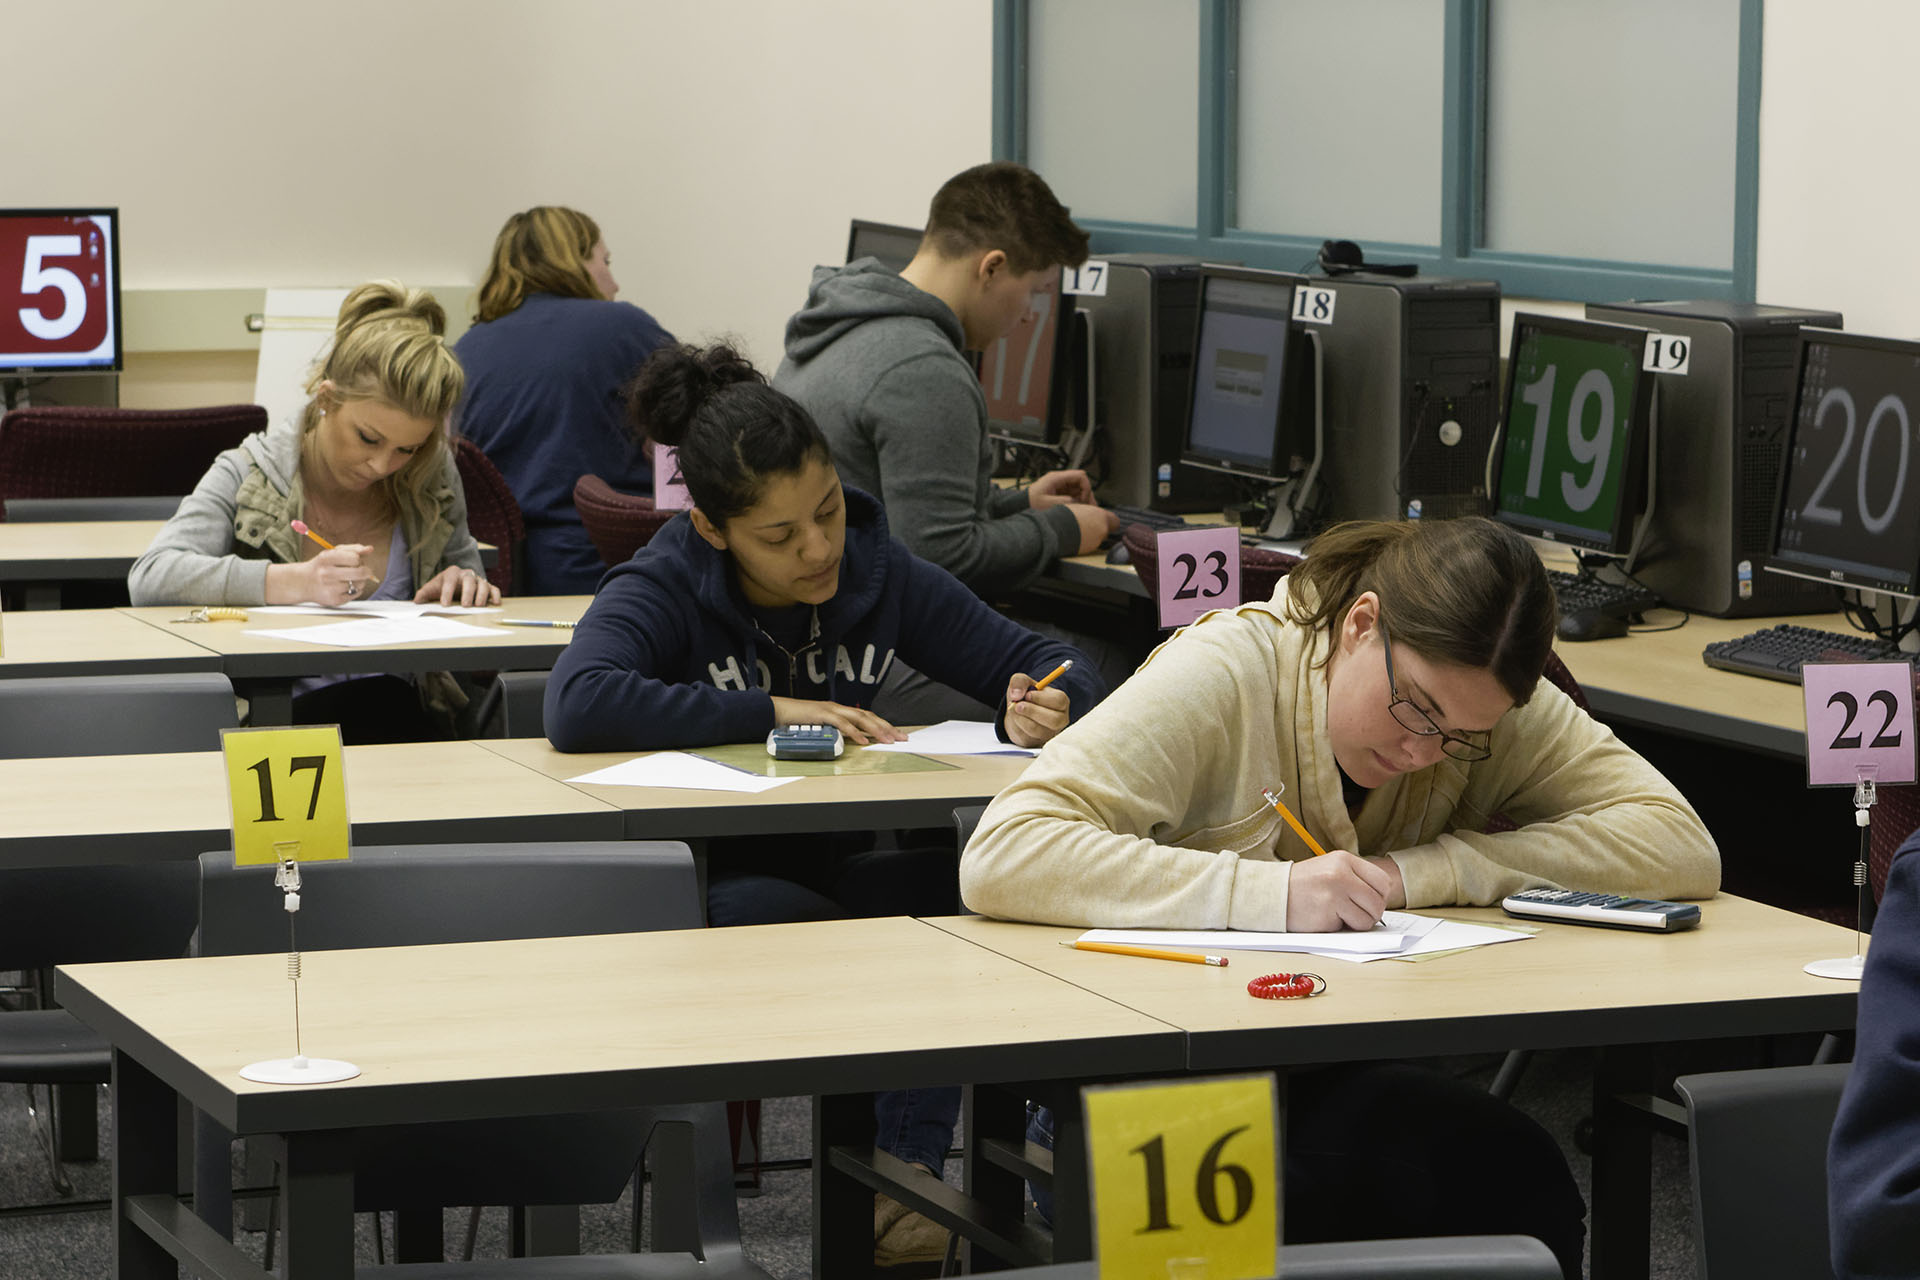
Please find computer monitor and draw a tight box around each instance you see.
[1492,313,1654,559]
[1179,267,1304,483]
[1767,328,1920,599]
[0,208,121,379]
[982,272,1081,447]
[844,219,923,273]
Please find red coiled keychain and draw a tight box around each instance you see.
[1247,972,1326,999]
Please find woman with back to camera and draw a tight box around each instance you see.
[130,281,497,741]
[545,340,1105,1267]
[454,206,674,594]
[961,516,1721,1279]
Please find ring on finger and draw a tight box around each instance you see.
[346,580,359,598]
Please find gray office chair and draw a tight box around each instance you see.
[3,494,185,521]
[0,673,235,1199]
[467,670,550,739]
[978,1237,1563,1278]
[1674,1063,1850,1280]
[193,842,769,1278]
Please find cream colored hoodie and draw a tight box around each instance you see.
[960,594,1719,929]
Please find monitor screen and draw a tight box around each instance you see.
[981,271,1078,446]
[0,208,121,376]
[1769,329,1920,597]
[844,219,923,273]
[1493,314,1652,555]
[1180,268,1298,482]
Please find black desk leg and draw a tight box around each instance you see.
[57,1079,98,1161]
[814,1092,876,1280]
[962,1083,1028,1273]
[1590,1044,1655,1280]
[112,1050,177,1280]
[1050,1094,1093,1261]
[240,680,295,728]
[279,1129,354,1279]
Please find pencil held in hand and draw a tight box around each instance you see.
[290,519,335,551]
[1031,659,1073,692]
[1262,786,1330,857]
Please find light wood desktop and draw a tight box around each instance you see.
[0,519,166,581]
[56,916,1184,1280]
[930,898,1861,1280]
[118,596,587,723]
[0,606,224,679]
[0,740,624,870]
[478,736,1033,840]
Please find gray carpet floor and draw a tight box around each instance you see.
[0,1047,1699,1279]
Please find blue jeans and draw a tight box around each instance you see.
[875,1085,962,1175]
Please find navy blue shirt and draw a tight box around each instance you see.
[544,487,1105,752]
[453,293,673,595]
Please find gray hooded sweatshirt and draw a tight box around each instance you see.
[773,260,1081,599]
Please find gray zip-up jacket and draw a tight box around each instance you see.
[128,418,484,606]
[773,261,1080,599]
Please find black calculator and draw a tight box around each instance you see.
[766,724,844,760]
[1501,888,1701,932]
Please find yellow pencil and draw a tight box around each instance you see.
[1262,786,1330,857]
[1064,940,1228,967]
[1031,659,1073,691]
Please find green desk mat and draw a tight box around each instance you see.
[691,742,959,779]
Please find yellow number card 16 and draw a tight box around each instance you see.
[221,725,350,866]
[1084,1074,1278,1280]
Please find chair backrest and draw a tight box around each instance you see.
[4,494,185,521]
[451,436,526,596]
[0,673,235,970]
[194,842,726,1219]
[1120,524,1300,611]
[0,404,263,509]
[471,669,549,739]
[1869,789,1920,903]
[1675,1063,1850,1280]
[575,472,677,567]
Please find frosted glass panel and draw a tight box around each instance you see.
[1236,0,1444,246]
[1028,0,1198,227]
[1484,0,1739,268]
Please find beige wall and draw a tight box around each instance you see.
[1755,0,1920,335]
[9,0,992,406]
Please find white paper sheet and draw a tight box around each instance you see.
[248,602,504,617]
[1335,918,1535,963]
[1080,912,1444,956]
[564,751,801,793]
[242,617,513,647]
[862,719,1036,757]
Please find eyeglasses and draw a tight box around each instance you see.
[1379,618,1493,763]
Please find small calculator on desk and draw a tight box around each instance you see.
[1502,888,1701,932]
[766,724,844,760]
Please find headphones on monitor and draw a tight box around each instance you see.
[1317,239,1418,279]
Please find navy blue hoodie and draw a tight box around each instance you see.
[544,487,1105,752]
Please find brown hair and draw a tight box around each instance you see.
[922,162,1090,274]
[299,281,463,532]
[1284,518,1558,705]
[473,206,603,322]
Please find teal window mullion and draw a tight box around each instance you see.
[1730,0,1763,301]
[992,0,1026,162]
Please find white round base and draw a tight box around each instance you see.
[239,1056,360,1085]
[1804,956,1866,981]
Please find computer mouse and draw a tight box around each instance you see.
[1556,608,1630,642]
[1104,542,1132,566]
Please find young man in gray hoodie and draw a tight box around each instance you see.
[774,163,1117,601]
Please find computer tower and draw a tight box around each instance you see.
[1313,273,1501,524]
[1076,254,1233,512]
[1586,299,1843,617]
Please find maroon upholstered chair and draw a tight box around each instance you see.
[1119,522,1303,613]
[0,404,264,514]
[573,473,677,568]
[450,437,525,596]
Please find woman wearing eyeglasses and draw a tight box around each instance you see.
[959,515,1717,1280]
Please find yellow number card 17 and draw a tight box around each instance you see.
[221,725,350,866]
[1084,1074,1278,1280]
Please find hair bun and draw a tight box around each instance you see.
[335,280,446,339]
[627,341,765,448]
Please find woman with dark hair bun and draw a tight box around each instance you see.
[545,342,1105,1267]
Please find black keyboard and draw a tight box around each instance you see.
[1701,623,1913,684]
[1103,503,1192,533]
[1547,569,1660,618]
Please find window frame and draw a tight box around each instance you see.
[991,0,1762,303]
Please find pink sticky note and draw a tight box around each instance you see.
[654,446,692,511]
[1802,661,1918,787]
[1156,525,1242,629]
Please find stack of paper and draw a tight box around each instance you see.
[1079,911,1532,963]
